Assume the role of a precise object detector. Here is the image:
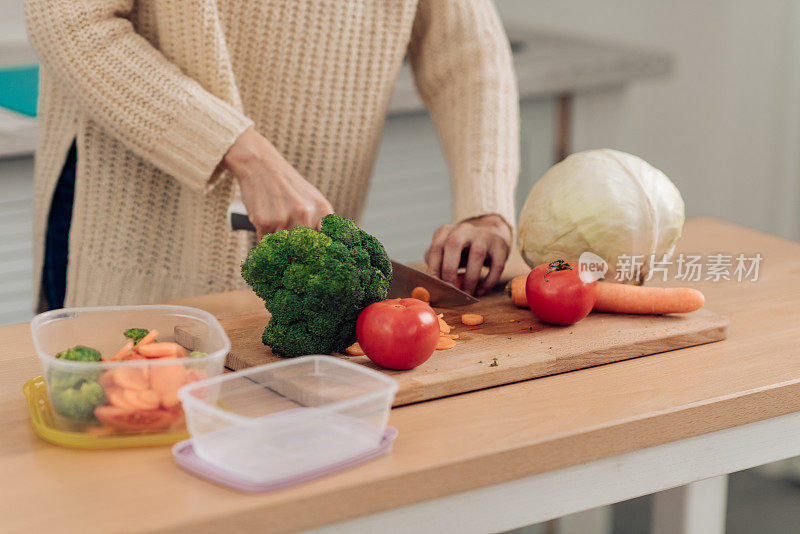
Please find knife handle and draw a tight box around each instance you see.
[228,199,256,232]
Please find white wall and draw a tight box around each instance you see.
[497,0,800,241]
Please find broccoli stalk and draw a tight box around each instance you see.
[241,214,392,357]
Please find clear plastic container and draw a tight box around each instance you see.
[178,356,398,482]
[30,305,229,438]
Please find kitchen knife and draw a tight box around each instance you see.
[227,200,478,307]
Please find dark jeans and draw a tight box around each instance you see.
[42,141,77,310]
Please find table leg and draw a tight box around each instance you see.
[651,475,728,534]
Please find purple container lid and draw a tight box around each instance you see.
[172,427,398,492]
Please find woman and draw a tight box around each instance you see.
[25,0,519,310]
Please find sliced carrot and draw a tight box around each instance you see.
[436,337,456,350]
[461,313,484,326]
[446,333,459,339]
[438,316,451,335]
[506,275,528,308]
[411,286,431,303]
[150,364,187,408]
[98,371,115,389]
[594,282,705,314]
[185,369,207,383]
[133,329,159,350]
[110,340,134,361]
[111,367,148,391]
[106,387,137,410]
[345,342,365,356]
[122,389,161,411]
[137,342,187,359]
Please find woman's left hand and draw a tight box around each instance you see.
[425,214,512,296]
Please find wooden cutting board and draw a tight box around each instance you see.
[217,290,728,407]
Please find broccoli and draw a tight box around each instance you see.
[55,345,102,362]
[51,380,106,420]
[241,214,392,357]
[124,328,149,344]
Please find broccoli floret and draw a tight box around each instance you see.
[242,214,392,357]
[123,328,149,344]
[55,345,102,362]
[51,380,106,420]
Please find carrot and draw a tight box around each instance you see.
[446,333,459,339]
[594,282,705,314]
[436,337,456,350]
[506,275,528,308]
[111,367,148,391]
[137,342,187,359]
[150,364,187,408]
[109,340,134,361]
[106,388,137,410]
[133,329,159,350]
[437,314,451,335]
[461,313,484,326]
[345,342,365,356]
[122,389,160,411]
[411,286,431,303]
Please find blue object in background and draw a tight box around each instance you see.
[0,65,39,117]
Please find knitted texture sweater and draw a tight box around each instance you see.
[24,0,519,307]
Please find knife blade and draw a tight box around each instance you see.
[387,260,478,307]
[228,200,478,307]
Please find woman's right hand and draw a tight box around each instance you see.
[223,127,334,238]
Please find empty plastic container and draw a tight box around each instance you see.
[178,356,398,482]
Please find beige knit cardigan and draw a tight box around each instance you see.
[24,0,519,307]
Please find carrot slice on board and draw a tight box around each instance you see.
[411,286,430,303]
[436,337,457,350]
[345,342,365,356]
[461,313,484,326]
[438,317,451,334]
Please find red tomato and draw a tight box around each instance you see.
[356,298,440,370]
[94,405,179,432]
[525,260,597,325]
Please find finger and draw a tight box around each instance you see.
[477,239,509,295]
[312,200,334,230]
[425,225,452,277]
[288,203,315,230]
[441,231,469,285]
[462,239,489,295]
[252,210,285,237]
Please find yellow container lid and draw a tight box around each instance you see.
[23,376,188,449]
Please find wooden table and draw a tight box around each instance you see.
[2,217,799,534]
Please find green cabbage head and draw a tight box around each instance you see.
[517,149,685,283]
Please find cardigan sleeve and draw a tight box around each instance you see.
[407,0,519,229]
[24,0,253,192]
